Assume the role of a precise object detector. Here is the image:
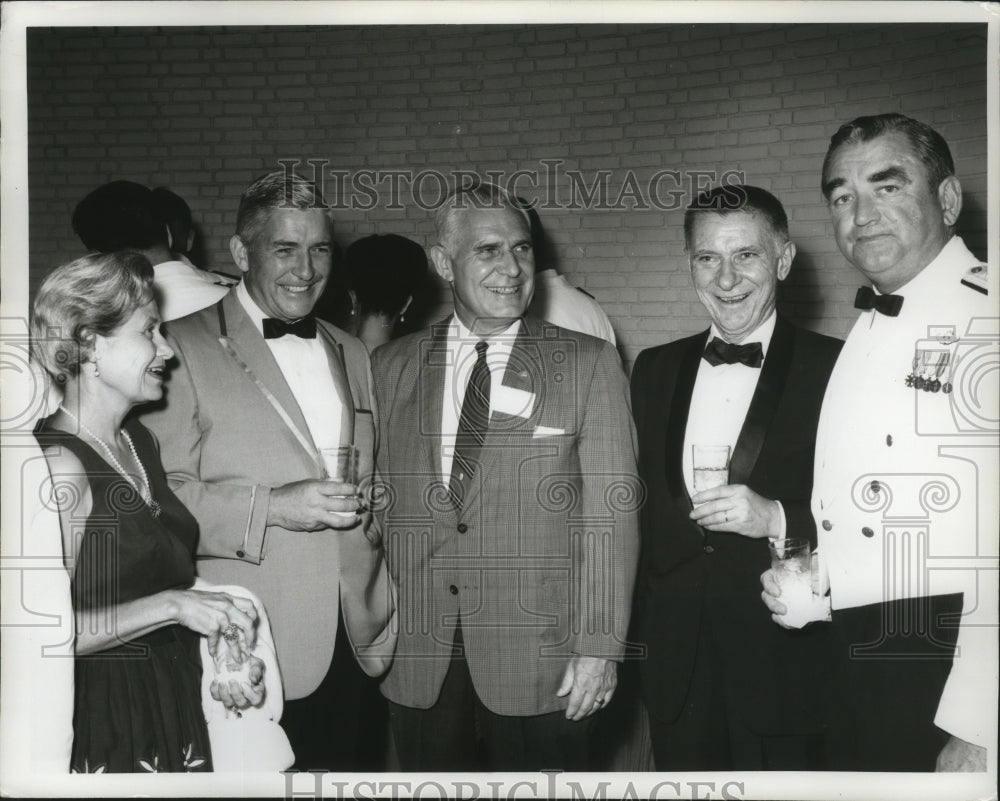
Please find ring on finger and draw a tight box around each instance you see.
[223,623,240,642]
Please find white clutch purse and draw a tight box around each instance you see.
[195,581,294,772]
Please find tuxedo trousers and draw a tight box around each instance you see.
[647,618,826,771]
[826,594,961,772]
[280,607,388,771]
[387,624,595,771]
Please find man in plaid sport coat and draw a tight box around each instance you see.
[370,183,640,771]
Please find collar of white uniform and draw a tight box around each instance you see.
[152,259,213,281]
[535,268,563,287]
[885,235,976,312]
[708,310,777,359]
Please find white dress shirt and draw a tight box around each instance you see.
[683,312,786,537]
[440,316,521,484]
[236,281,343,452]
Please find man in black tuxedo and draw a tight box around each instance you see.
[630,185,842,770]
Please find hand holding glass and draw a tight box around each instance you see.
[768,538,820,627]
[319,446,360,520]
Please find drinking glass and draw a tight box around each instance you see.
[768,538,813,615]
[320,446,359,521]
[320,446,359,485]
[692,444,730,492]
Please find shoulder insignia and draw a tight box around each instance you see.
[575,286,596,300]
[209,270,240,286]
[960,264,988,295]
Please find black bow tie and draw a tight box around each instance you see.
[854,286,903,317]
[262,317,317,339]
[702,337,764,368]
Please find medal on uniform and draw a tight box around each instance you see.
[906,347,951,393]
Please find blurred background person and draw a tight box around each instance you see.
[150,186,199,266]
[31,252,261,773]
[150,185,217,275]
[523,203,617,346]
[72,180,235,322]
[317,233,430,352]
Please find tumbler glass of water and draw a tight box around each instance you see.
[692,445,731,492]
[768,538,813,615]
[319,446,360,521]
[320,446,359,485]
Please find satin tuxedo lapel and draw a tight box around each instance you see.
[664,331,709,511]
[216,291,318,462]
[728,316,794,485]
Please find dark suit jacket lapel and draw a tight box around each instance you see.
[729,316,794,485]
[666,331,709,511]
[316,323,355,446]
[217,291,317,457]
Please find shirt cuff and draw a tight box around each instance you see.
[773,500,787,540]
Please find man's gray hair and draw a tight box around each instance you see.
[235,170,328,245]
[434,182,531,253]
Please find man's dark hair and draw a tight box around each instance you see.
[820,113,955,198]
[683,185,789,250]
[151,187,193,254]
[72,180,167,253]
[345,234,428,317]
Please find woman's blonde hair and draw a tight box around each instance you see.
[31,251,155,385]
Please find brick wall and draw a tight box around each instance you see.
[27,23,989,368]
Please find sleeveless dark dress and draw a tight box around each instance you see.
[35,417,213,773]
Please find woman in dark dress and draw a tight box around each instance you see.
[32,252,261,773]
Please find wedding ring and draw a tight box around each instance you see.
[223,623,240,642]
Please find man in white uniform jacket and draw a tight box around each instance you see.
[763,113,996,773]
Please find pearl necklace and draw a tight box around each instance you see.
[58,405,162,518]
